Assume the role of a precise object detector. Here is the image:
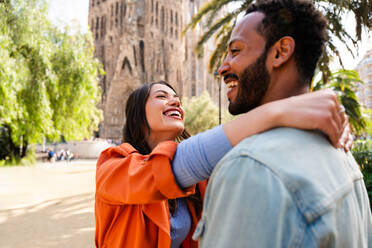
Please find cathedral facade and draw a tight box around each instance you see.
[89,0,227,140]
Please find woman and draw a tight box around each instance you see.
[95,81,349,248]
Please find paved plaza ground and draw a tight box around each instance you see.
[0,160,97,248]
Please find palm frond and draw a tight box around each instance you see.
[316,69,367,134]
[214,19,232,40]
[196,1,251,59]
[196,11,238,57]
[317,52,332,84]
[182,0,240,36]
[209,25,233,73]
[204,0,245,28]
[349,0,372,39]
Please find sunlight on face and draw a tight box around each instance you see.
[145,84,185,144]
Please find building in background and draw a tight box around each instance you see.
[89,0,227,140]
[356,48,372,109]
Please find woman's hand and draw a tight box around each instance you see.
[272,89,351,150]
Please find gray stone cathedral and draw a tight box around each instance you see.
[89,0,227,140]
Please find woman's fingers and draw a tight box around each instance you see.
[321,118,341,148]
[338,122,353,152]
[312,90,343,147]
[344,133,354,152]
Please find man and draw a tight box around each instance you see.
[193,0,372,247]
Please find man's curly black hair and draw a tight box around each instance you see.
[246,0,328,85]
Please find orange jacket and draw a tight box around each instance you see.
[95,141,207,248]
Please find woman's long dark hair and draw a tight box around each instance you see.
[122,81,201,215]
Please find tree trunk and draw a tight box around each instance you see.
[21,140,28,158]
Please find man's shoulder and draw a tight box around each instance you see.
[228,127,326,156]
[222,127,343,166]
[215,127,363,223]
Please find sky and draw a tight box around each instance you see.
[47,0,371,70]
[48,0,90,33]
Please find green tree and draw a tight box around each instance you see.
[183,91,233,135]
[183,0,371,81]
[0,0,103,164]
[352,139,372,208]
[363,108,372,137]
[313,69,366,135]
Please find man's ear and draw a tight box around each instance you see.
[270,36,295,68]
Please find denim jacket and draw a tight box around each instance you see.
[193,128,372,248]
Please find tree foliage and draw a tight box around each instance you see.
[352,139,372,208]
[0,0,103,163]
[183,91,234,135]
[313,69,366,135]
[183,0,371,81]
[363,108,372,137]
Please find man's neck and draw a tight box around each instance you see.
[283,83,309,98]
[260,82,309,105]
[261,62,310,104]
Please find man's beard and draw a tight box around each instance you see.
[228,49,271,115]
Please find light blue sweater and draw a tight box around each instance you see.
[170,125,232,247]
[172,125,232,188]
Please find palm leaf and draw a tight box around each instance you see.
[315,69,366,134]
[209,24,233,72]
[182,0,243,35]
[196,5,245,57]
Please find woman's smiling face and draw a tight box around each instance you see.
[145,83,185,143]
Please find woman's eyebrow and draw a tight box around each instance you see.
[154,90,179,98]
[154,90,169,95]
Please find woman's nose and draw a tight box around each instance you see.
[168,97,181,107]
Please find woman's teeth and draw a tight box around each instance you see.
[227,81,238,89]
[165,110,181,118]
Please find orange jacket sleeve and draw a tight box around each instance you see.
[96,141,196,205]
